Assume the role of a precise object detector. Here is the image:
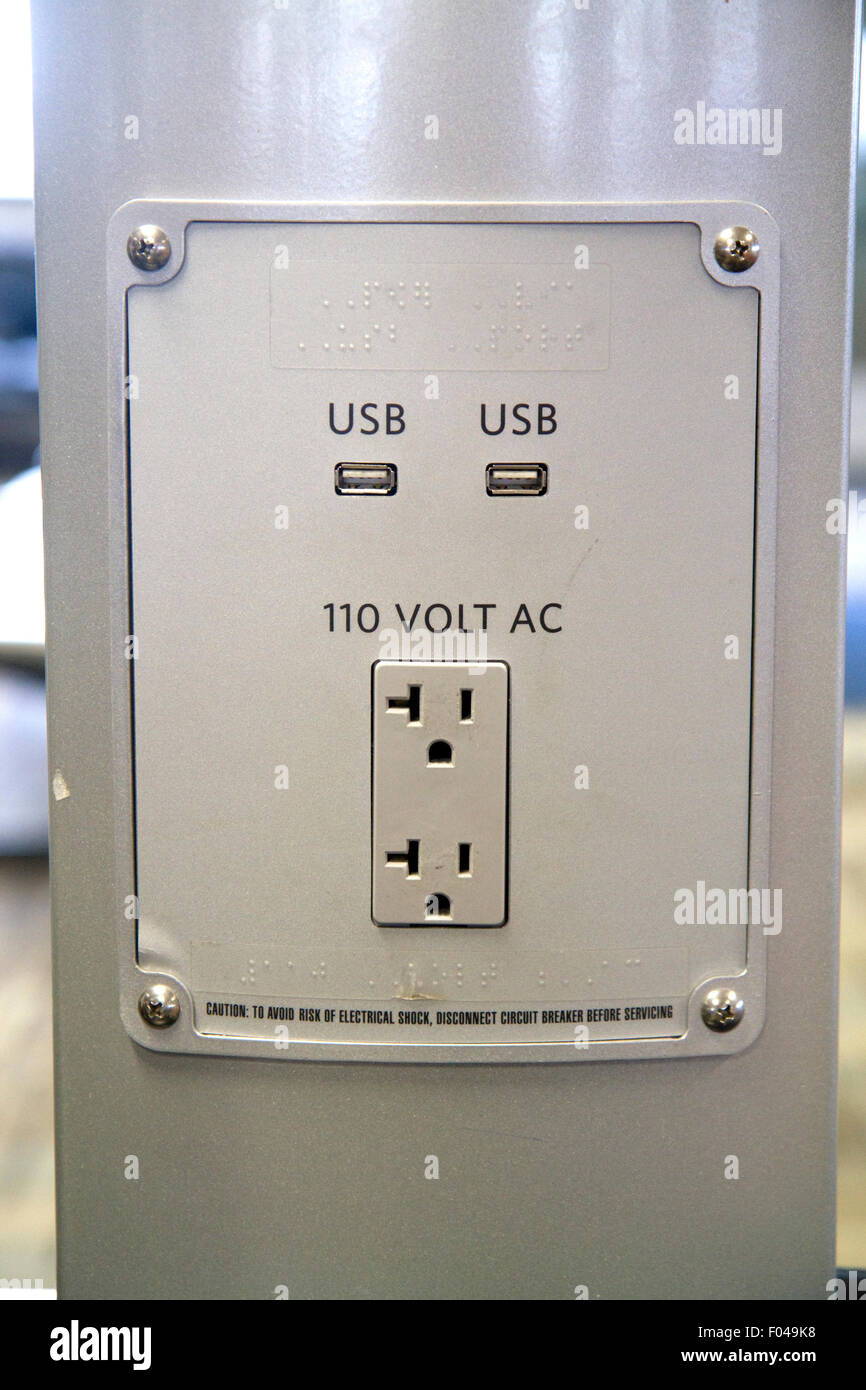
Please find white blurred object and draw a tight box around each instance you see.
[0,1287,56,1299]
[0,464,47,854]
[0,464,44,653]
[0,664,47,853]
[0,1,33,201]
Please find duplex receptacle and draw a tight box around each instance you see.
[372,661,509,926]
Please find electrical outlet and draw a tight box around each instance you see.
[372,661,509,926]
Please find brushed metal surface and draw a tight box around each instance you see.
[33,0,859,1298]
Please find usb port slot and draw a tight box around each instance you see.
[485,463,548,496]
[334,463,397,495]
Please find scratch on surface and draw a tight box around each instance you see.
[52,770,71,801]
[565,536,600,590]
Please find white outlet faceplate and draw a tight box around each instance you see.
[115,201,778,1061]
[372,661,509,927]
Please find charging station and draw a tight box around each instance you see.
[34,0,860,1298]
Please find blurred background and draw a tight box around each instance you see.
[0,3,863,1290]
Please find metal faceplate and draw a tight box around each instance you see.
[115,200,778,1062]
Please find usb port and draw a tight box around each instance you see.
[485,463,548,496]
[335,463,397,495]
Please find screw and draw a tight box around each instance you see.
[701,987,745,1032]
[138,983,180,1028]
[714,226,759,273]
[127,225,171,272]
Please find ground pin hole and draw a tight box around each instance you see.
[387,684,421,724]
